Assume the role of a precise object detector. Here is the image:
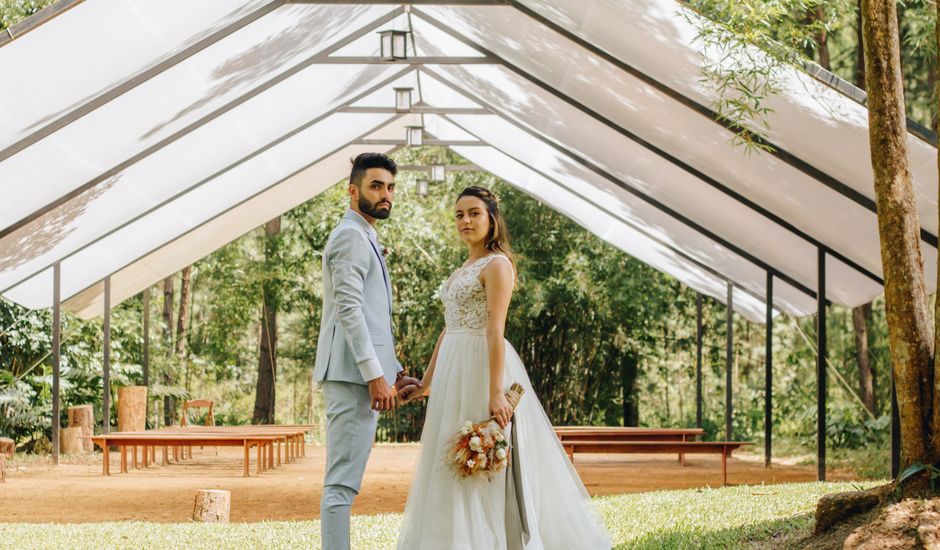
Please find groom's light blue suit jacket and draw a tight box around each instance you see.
[314,209,402,386]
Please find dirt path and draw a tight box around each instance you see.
[0,444,855,523]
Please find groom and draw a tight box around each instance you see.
[314,152,420,550]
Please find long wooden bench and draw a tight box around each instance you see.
[559,440,751,486]
[143,425,315,466]
[84,425,318,477]
[555,427,705,464]
[86,434,280,477]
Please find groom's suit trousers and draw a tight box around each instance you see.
[321,381,379,550]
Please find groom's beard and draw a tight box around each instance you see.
[359,195,392,219]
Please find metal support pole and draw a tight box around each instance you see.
[696,293,703,429]
[51,262,61,465]
[891,371,900,478]
[817,248,827,481]
[765,273,773,467]
[102,276,111,434]
[725,283,733,442]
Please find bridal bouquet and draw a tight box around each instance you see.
[446,383,525,481]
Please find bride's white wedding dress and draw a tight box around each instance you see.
[397,254,611,550]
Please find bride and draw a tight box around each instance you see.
[396,186,610,549]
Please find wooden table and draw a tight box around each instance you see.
[84,425,318,477]
[555,426,705,464]
[558,440,752,486]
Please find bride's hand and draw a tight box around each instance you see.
[489,392,512,429]
[398,384,422,403]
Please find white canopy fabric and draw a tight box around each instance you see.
[1,0,936,324]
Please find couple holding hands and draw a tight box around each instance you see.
[314,153,610,549]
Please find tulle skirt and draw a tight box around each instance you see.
[397,329,611,550]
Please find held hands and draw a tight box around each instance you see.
[369,374,424,410]
[489,391,513,429]
[395,375,424,404]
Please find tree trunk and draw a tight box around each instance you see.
[861,0,936,494]
[59,427,83,454]
[855,0,866,89]
[193,489,231,523]
[812,5,831,70]
[117,386,148,432]
[162,276,177,426]
[933,0,940,466]
[175,266,192,357]
[177,266,193,396]
[621,349,639,427]
[67,405,95,453]
[0,437,15,457]
[308,364,316,425]
[162,276,174,342]
[853,303,877,415]
[253,218,280,425]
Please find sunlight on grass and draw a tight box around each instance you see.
[0,481,883,549]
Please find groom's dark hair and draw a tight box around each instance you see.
[349,152,397,187]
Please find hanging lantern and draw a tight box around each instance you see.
[394,87,414,112]
[430,164,445,182]
[406,125,424,147]
[379,30,409,61]
[416,179,429,197]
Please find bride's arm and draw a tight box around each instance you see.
[417,328,446,397]
[481,257,514,428]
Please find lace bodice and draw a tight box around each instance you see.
[441,254,510,332]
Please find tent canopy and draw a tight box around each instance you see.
[1,0,936,324]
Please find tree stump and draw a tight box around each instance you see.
[0,437,13,458]
[118,387,148,468]
[67,405,94,453]
[192,490,230,523]
[60,427,83,454]
[117,387,147,432]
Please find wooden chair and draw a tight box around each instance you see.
[180,400,215,427]
[180,400,215,458]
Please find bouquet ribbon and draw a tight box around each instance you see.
[505,412,530,549]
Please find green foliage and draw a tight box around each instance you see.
[0,0,55,31]
[682,0,837,152]
[689,0,940,137]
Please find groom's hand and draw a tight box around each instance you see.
[368,377,396,411]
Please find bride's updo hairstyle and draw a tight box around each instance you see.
[457,186,517,274]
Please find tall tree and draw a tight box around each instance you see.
[852,303,876,415]
[811,5,831,70]
[175,266,192,357]
[861,0,937,494]
[253,217,280,424]
[177,265,193,396]
[161,275,177,425]
[855,0,866,89]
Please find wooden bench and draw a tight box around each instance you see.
[84,425,317,477]
[559,440,751,486]
[87,434,279,477]
[555,427,704,464]
[150,425,315,465]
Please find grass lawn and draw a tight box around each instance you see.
[1,481,881,549]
